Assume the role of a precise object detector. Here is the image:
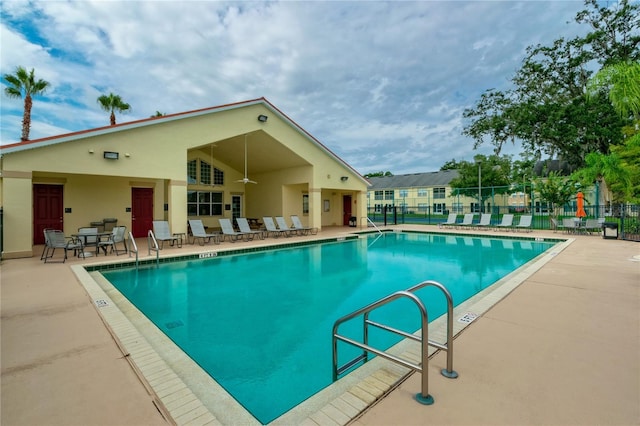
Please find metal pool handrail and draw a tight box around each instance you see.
[365,216,383,234]
[147,230,159,266]
[332,279,458,405]
[127,231,139,267]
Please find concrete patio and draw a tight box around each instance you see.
[1,225,638,425]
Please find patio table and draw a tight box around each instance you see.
[72,231,112,257]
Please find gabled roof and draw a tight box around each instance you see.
[1,97,368,185]
[367,170,459,189]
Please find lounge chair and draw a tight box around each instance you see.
[219,218,250,242]
[494,214,514,231]
[189,220,220,245]
[291,215,318,235]
[152,220,182,248]
[584,218,601,235]
[475,213,492,229]
[263,217,290,237]
[561,218,578,234]
[236,218,264,240]
[275,216,297,236]
[457,213,475,228]
[98,226,128,255]
[441,213,458,228]
[42,229,84,263]
[514,215,532,232]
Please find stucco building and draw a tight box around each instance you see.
[0,98,369,259]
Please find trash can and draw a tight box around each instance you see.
[349,216,357,227]
[103,218,118,232]
[602,222,618,239]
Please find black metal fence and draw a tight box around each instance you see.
[367,203,640,242]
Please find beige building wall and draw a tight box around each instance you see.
[1,100,369,258]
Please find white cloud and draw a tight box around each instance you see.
[1,0,586,173]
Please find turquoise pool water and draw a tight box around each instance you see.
[102,232,555,423]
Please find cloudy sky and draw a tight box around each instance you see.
[1,0,587,174]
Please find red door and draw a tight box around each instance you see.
[33,184,64,244]
[343,195,352,226]
[132,188,154,237]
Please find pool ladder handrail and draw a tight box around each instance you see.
[365,216,383,234]
[127,231,139,267]
[147,230,160,265]
[332,280,458,405]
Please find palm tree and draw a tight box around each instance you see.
[97,93,131,125]
[3,66,50,141]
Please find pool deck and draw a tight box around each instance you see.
[1,225,638,426]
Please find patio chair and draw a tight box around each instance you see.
[291,215,318,235]
[457,213,475,228]
[494,214,514,231]
[236,218,264,240]
[219,218,249,242]
[514,215,532,232]
[189,220,221,245]
[98,226,128,255]
[550,217,564,233]
[77,227,100,255]
[275,216,297,236]
[263,217,291,238]
[43,229,84,263]
[152,221,182,248]
[475,213,492,229]
[441,213,458,228]
[40,228,54,260]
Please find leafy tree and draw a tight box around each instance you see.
[449,154,512,211]
[364,171,393,178]
[151,111,165,117]
[3,66,50,141]
[463,0,639,165]
[97,93,131,125]
[440,159,463,171]
[578,61,640,203]
[534,171,578,223]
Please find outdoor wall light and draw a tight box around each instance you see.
[103,151,119,160]
[88,149,94,154]
[257,114,268,122]
[340,176,349,182]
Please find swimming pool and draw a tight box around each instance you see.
[100,232,556,424]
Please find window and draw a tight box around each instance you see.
[433,203,446,213]
[417,188,427,197]
[418,203,428,213]
[188,191,223,216]
[200,161,211,185]
[303,194,309,214]
[374,190,383,200]
[187,160,197,184]
[452,202,463,213]
[399,189,408,198]
[213,167,224,185]
[188,159,224,186]
[384,190,394,200]
[374,203,383,213]
[433,187,446,199]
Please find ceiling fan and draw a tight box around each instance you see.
[235,134,257,184]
